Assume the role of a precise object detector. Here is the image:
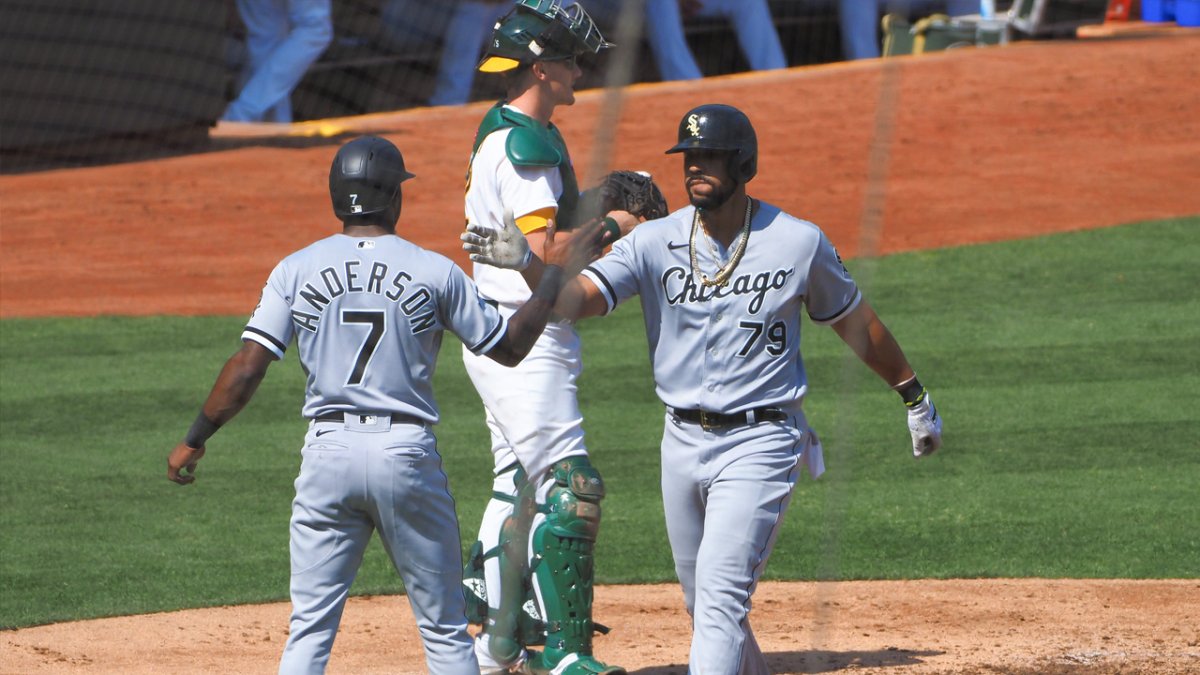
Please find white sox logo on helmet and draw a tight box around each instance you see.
[687,114,702,137]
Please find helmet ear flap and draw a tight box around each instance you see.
[727,153,741,184]
[727,152,757,185]
[738,154,757,184]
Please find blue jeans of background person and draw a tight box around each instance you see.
[841,0,982,60]
[224,0,333,122]
[428,2,509,107]
[645,0,788,81]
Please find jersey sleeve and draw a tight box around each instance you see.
[440,262,507,355]
[580,231,642,315]
[501,161,562,222]
[476,131,562,228]
[805,232,861,325]
[242,261,294,358]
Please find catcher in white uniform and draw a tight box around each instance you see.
[457,2,666,673]
[463,104,945,674]
[165,135,605,674]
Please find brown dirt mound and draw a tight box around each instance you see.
[4,580,1199,674]
[1,27,1198,675]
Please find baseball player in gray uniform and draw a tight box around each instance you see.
[165,135,606,675]
[463,104,944,673]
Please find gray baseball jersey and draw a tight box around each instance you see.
[244,233,506,421]
[582,200,860,414]
[581,200,859,671]
[243,232,500,674]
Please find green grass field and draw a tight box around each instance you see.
[1,218,1197,629]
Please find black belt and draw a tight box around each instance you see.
[314,412,425,426]
[669,406,788,430]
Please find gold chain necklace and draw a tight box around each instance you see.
[689,197,752,288]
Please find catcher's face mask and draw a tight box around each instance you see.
[479,0,613,73]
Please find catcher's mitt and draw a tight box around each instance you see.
[578,170,669,224]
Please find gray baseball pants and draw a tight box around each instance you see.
[660,410,812,674]
[278,415,477,674]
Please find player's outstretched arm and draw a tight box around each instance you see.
[486,219,607,366]
[831,299,943,457]
[462,210,615,323]
[461,208,533,271]
[461,209,630,272]
[167,341,276,485]
[830,299,913,384]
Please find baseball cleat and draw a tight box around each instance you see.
[476,637,536,674]
[528,652,625,675]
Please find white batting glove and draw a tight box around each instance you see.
[906,390,942,458]
[460,208,532,271]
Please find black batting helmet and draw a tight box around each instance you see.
[665,104,758,184]
[329,136,415,220]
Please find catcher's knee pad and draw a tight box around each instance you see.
[529,456,608,664]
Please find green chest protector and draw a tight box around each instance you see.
[471,102,581,229]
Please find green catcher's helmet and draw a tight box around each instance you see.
[478,0,613,74]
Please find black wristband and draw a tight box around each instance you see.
[532,265,565,303]
[185,412,221,449]
[601,216,622,243]
[895,377,926,406]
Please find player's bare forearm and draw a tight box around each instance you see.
[553,276,607,320]
[831,299,915,387]
[518,249,549,290]
[489,266,565,366]
[168,341,273,484]
[489,218,607,363]
[515,262,604,321]
[523,222,612,321]
[199,341,274,425]
[185,342,272,442]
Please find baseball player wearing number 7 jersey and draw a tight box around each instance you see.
[165,135,605,675]
[463,104,945,673]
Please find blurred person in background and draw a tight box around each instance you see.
[645,0,787,80]
[223,0,333,122]
[427,0,513,107]
[839,0,982,60]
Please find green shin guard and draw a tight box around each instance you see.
[485,470,539,666]
[528,457,623,673]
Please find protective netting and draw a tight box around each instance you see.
[0,0,849,167]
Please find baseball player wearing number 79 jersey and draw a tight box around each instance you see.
[464,104,945,673]
[165,136,605,674]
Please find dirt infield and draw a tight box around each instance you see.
[2,30,1199,675]
[4,580,1199,674]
